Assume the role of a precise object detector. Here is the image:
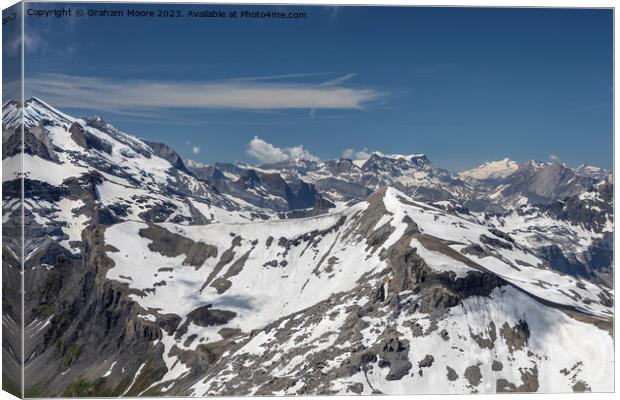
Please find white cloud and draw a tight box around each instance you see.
[247,137,287,163]
[192,146,200,155]
[26,73,383,114]
[246,136,319,164]
[549,154,560,162]
[341,148,372,160]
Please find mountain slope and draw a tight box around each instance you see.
[192,155,611,215]
[100,187,613,395]
[190,152,475,206]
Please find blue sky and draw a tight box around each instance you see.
[6,4,614,170]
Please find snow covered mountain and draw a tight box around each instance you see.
[2,98,614,396]
[192,154,610,215]
[574,164,613,181]
[481,161,602,208]
[459,158,519,181]
[194,152,474,206]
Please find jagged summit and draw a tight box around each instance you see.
[2,97,76,129]
[575,164,613,180]
[371,150,427,160]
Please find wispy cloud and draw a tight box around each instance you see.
[320,73,357,87]
[4,31,44,55]
[26,73,384,115]
[549,154,561,162]
[327,6,340,20]
[246,136,319,164]
[192,146,201,155]
[230,72,331,82]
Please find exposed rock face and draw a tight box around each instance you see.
[70,122,113,154]
[3,125,58,161]
[539,245,590,278]
[464,364,482,388]
[189,164,327,212]
[139,224,218,267]
[418,354,435,368]
[378,337,413,380]
[176,305,236,338]
[494,162,595,205]
[382,212,507,315]
[496,365,539,392]
[145,141,189,173]
[499,320,530,353]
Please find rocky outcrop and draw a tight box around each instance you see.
[145,140,188,173]
[542,183,613,233]
[139,224,218,267]
[384,214,505,314]
[69,122,113,155]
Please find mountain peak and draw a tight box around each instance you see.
[575,164,613,180]
[259,158,322,170]
[459,158,518,181]
[371,151,428,161]
[2,97,75,129]
[361,151,431,170]
[25,96,53,108]
[25,97,71,118]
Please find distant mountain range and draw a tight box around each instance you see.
[2,98,613,396]
[187,144,611,214]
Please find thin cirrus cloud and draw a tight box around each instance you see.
[4,31,42,55]
[26,73,384,114]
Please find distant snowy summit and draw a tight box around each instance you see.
[575,164,613,181]
[459,158,519,181]
[460,158,612,183]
